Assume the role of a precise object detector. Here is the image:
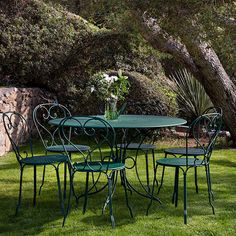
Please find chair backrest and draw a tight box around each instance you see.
[58,116,117,172]
[203,106,223,115]
[2,111,33,163]
[33,102,71,149]
[186,112,222,164]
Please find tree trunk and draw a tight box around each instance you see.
[139,12,236,142]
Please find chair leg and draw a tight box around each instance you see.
[146,163,158,215]
[194,156,199,193]
[16,167,24,216]
[83,172,89,214]
[91,172,98,191]
[121,170,133,218]
[55,167,65,215]
[194,167,198,193]
[122,153,133,195]
[152,149,158,187]
[63,162,67,200]
[172,167,179,207]
[183,172,187,224]
[205,165,215,214]
[63,170,73,226]
[145,151,150,192]
[207,164,214,201]
[108,175,115,228]
[33,165,37,207]
[102,172,117,215]
[73,180,79,209]
[39,165,46,196]
[158,153,167,194]
[88,152,98,192]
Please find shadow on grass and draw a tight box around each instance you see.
[1,172,236,233]
[1,145,236,234]
[80,211,136,227]
[211,158,236,168]
[0,194,64,235]
[0,163,18,171]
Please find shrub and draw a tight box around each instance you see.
[0,0,90,87]
[170,68,213,122]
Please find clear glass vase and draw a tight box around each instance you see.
[104,98,119,120]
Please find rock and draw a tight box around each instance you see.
[0,87,55,156]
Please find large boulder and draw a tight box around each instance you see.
[0,87,54,156]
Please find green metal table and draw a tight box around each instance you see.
[49,115,186,129]
[49,115,187,199]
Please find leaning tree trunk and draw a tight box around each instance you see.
[138,12,236,143]
[186,40,236,142]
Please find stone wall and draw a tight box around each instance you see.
[0,87,54,156]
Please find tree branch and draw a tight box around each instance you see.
[141,11,199,74]
[138,10,236,142]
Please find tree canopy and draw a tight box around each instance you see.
[1,0,236,141]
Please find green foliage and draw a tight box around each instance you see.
[0,0,178,116]
[197,4,236,78]
[0,0,91,86]
[90,70,130,101]
[143,1,236,79]
[161,87,178,116]
[170,68,213,121]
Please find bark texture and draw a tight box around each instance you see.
[140,12,236,142]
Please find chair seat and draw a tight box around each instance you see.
[73,161,125,172]
[117,143,156,150]
[164,147,205,156]
[157,157,205,167]
[20,154,68,165]
[46,144,90,153]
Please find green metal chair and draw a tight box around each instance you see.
[158,107,223,197]
[2,111,67,216]
[147,112,222,224]
[33,102,90,197]
[58,116,133,228]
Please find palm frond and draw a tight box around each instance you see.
[170,68,213,121]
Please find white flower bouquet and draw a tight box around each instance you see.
[90,70,130,119]
[91,70,130,101]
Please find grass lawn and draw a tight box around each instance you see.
[0,141,236,236]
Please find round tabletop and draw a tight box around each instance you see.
[49,115,187,129]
